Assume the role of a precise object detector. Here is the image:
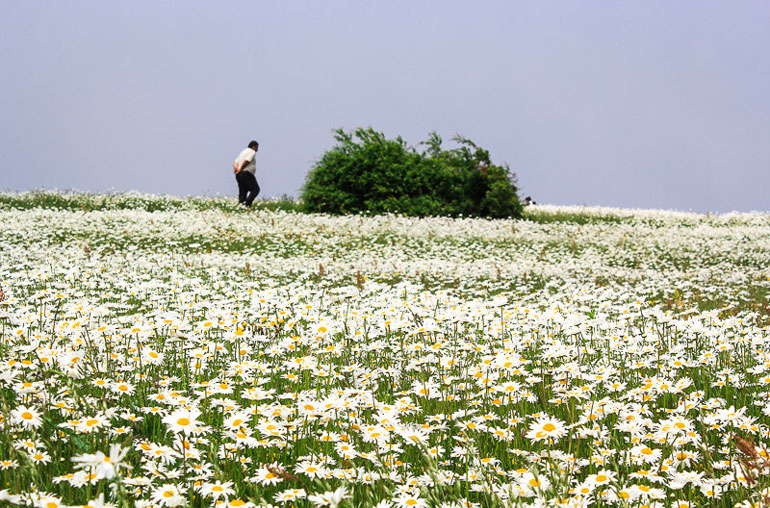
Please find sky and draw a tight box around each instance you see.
[1,1,769,213]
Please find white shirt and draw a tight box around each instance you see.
[234,148,257,174]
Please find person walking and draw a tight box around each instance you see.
[233,140,260,207]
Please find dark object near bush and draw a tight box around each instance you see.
[301,128,523,219]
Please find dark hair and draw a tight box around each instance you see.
[248,140,259,149]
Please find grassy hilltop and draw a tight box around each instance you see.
[1,191,769,508]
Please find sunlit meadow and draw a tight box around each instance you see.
[1,192,769,508]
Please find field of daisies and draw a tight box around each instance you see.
[1,192,770,508]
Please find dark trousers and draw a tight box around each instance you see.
[236,171,260,206]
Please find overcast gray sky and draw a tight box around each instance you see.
[2,1,769,213]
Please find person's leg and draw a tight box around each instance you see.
[244,173,260,207]
[236,173,248,204]
[249,179,261,206]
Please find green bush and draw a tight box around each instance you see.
[301,128,523,218]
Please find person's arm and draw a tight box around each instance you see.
[234,151,255,174]
[233,158,250,174]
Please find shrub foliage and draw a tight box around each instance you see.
[301,128,523,218]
